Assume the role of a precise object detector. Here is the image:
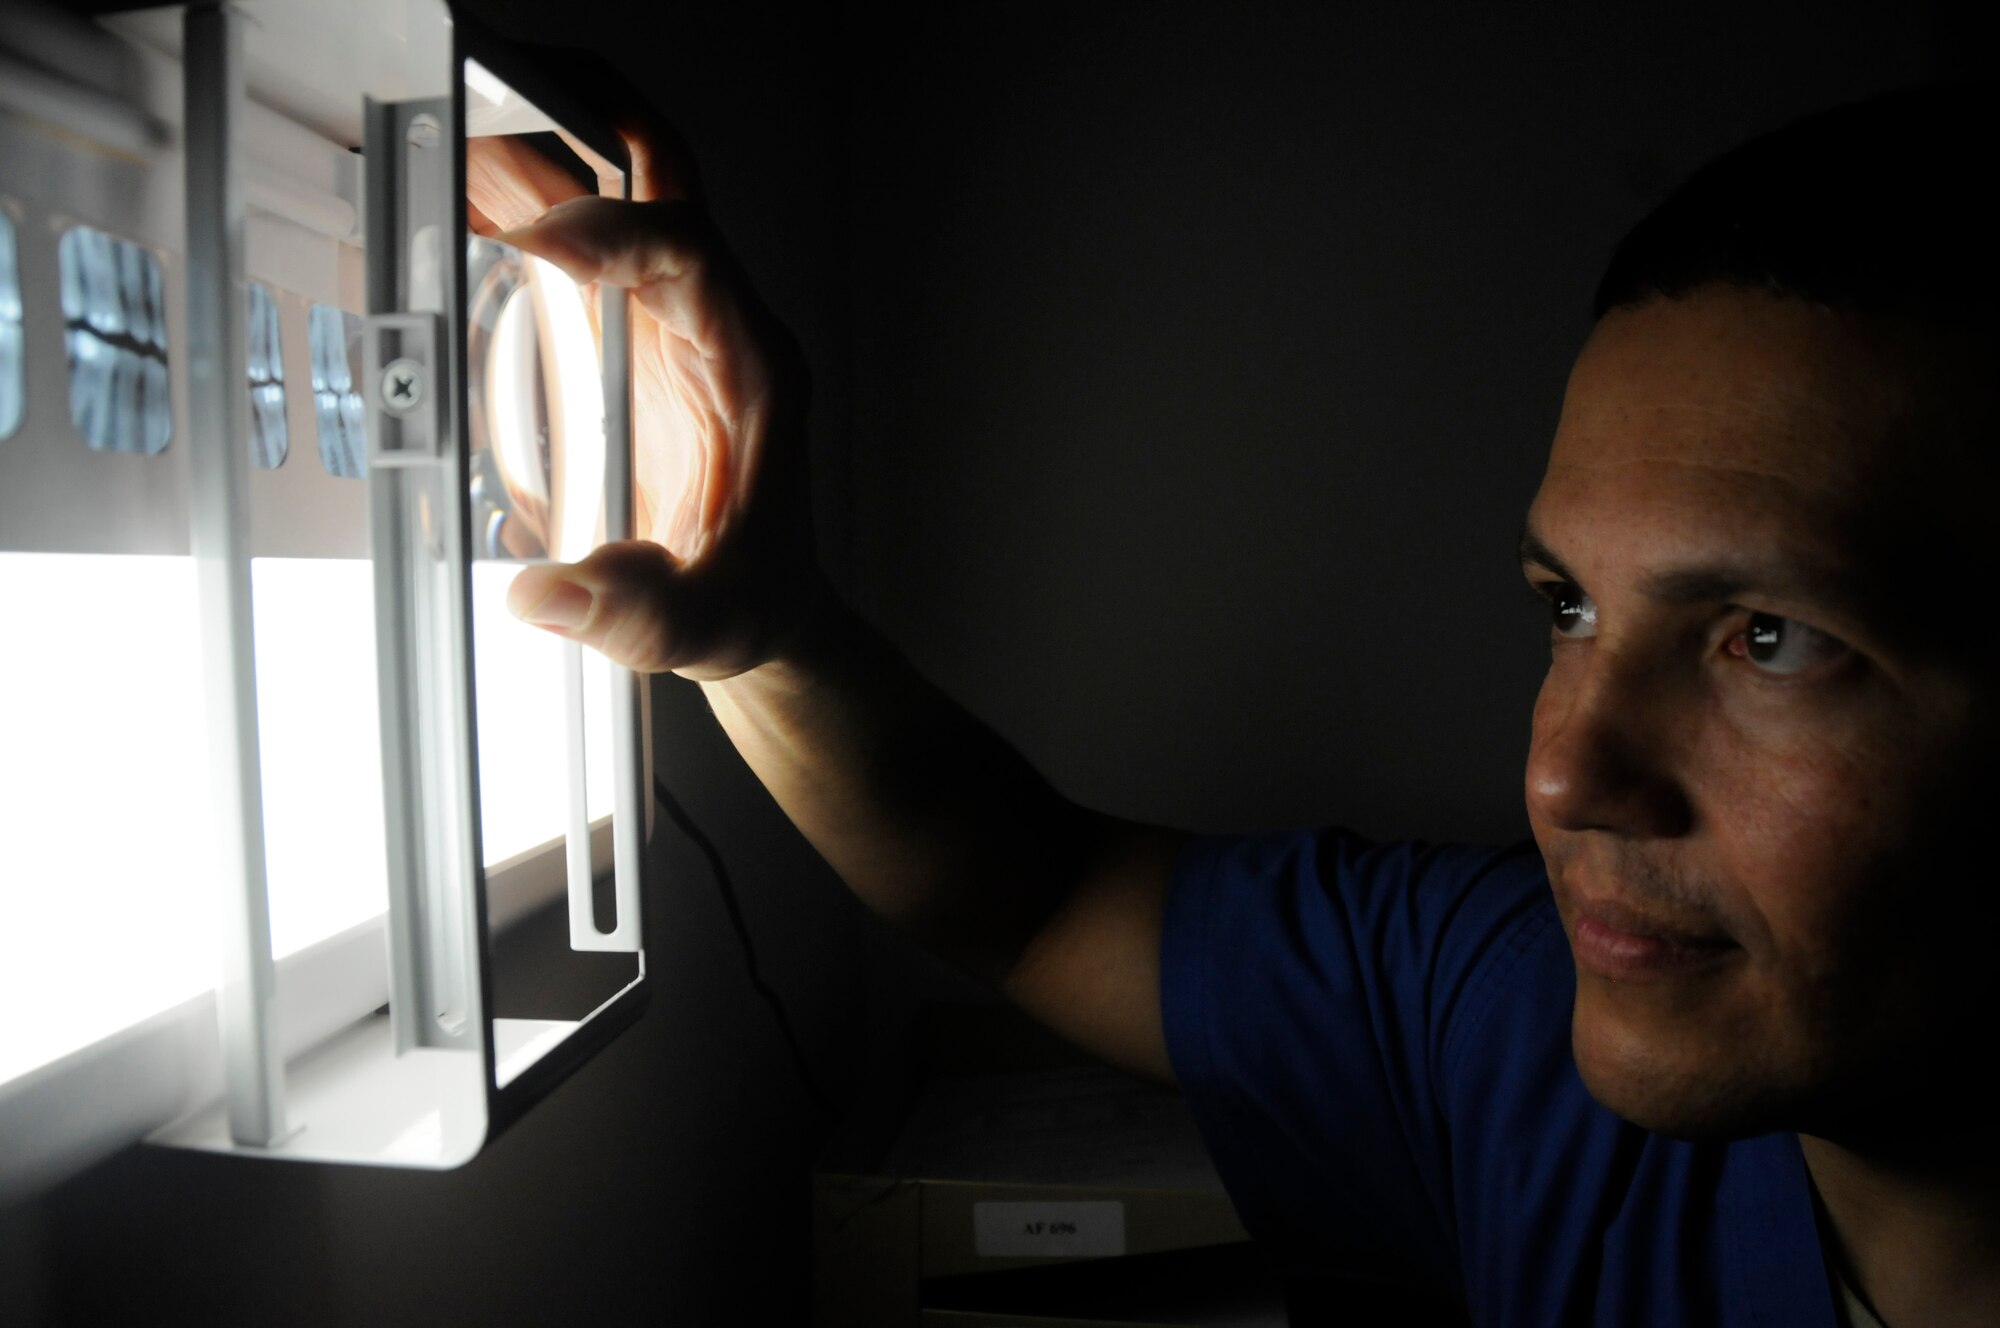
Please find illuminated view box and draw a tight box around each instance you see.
[0,0,651,1185]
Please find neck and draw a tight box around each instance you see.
[1799,1130,2000,1328]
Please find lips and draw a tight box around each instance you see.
[1564,893,1737,982]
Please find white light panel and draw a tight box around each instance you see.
[0,552,613,1087]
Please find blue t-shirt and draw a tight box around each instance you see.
[1160,829,1841,1327]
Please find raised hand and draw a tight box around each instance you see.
[466,88,822,680]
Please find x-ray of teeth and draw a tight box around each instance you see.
[247,281,288,469]
[118,240,152,344]
[308,303,367,478]
[58,226,171,456]
[111,338,141,454]
[0,213,21,440]
[69,229,115,337]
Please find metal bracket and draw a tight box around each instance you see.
[363,95,480,1057]
[364,313,446,466]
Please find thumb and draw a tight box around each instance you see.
[506,540,708,674]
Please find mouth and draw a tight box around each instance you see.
[1564,893,1738,983]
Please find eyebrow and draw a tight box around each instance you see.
[1517,527,1579,585]
[1516,523,1870,617]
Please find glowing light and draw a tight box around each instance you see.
[484,272,545,521]
[250,558,387,958]
[472,560,615,864]
[528,254,607,564]
[0,554,214,1086]
[1,554,612,1088]
[471,245,606,562]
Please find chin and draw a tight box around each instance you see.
[1570,994,1800,1142]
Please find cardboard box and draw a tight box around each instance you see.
[813,1004,1273,1328]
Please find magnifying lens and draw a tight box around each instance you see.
[466,234,606,564]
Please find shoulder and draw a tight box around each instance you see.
[1166,828,1555,1045]
[1162,828,1832,1325]
[1160,827,1563,1290]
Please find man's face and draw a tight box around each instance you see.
[1523,285,1997,1143]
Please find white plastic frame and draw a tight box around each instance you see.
[0,0,651,1183]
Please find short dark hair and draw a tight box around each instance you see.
[1593,85,1996,326]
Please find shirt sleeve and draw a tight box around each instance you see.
[1158,827,1551,1295]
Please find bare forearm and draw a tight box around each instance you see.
[699,599,1097,987]
[476,143,1169,1046]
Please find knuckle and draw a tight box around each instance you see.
[638,200,713,268]
[605,606,681,674]
[576,541,685,672]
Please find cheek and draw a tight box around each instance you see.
[1689,699,1909,985]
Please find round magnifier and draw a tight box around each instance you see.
[466,236,607,563]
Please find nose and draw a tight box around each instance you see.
[1525,649,1693,839]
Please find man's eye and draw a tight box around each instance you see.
[1727,612,1847,676]
[1547,584,1597,639]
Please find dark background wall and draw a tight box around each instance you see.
[840,0,1950,844]
[0,1,1958,1323]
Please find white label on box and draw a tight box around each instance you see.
[971,1200,1127,1259]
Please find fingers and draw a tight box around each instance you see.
[616,116,701,205]
[513,47,704,204]
[492,197,734,345]
[466,135,591,233]
[493,196,697,283]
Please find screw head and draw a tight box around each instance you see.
[380,358,427,417]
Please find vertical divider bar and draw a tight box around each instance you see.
[602,281,646,950]
[184,2,287,1147]
[561,641,595,945]
[365,105,431,1054]
[566,283,641,952]
[363,96,481,1052]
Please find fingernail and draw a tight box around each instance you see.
[521,580,593,632]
